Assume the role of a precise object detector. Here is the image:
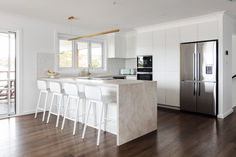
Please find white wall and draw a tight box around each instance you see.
[0,11,100,115]
[232,35,236,107]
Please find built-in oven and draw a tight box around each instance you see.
[137,56,152,68]
[137,73,153,80]
[137,55,153,81]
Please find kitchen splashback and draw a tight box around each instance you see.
[37,53,136,77]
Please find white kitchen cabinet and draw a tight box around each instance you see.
[154,72,166,105]
[136,31,153,56]
[126,32,137,58]
[165,28,180,72]
[153,30,166,105]
[198,21,218,41]
[153,30,166,72]
[107,34,126,58]
[165,72,180,107]
[180,24,198,43]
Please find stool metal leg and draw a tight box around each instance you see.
[104,103,108,132]
[56,95,62,127]
[97,103,104,146]
[73,98,80,135]
[82,101,92,139]
[47,93,55,124]
[42,91,48,122]
[93,102,97,126]
[61,96,70,130]
[34,91,42,119]
[82,99,86,124]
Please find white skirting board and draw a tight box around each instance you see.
[217,108,234,119]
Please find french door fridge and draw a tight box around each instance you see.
[180,40,218,116]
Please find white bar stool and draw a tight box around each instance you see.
[82,85,116,146]
[35,80,49,121]
[61,83,86,135]
[46,81,63,127]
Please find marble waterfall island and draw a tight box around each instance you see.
[40,77,158,146]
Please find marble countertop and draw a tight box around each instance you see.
[39,76,155,87]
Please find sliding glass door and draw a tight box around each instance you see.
[0,31,16,116]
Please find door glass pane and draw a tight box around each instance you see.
[59,40,73,67]
[77,41,88,68]
[0,32,16,116]
[91,43,102,68]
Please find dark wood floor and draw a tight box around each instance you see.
[0,108,236,157]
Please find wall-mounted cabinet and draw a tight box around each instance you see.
[106,33,137,58]
[126,32,137,58]
[136,31,153,56]
[165,28,180,72]
[180,21,218,43]
[180,24,198,43]
[106,34,126,58]
[198,21,218,41]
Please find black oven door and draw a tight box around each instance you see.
[137,56,152,68]
[137,73,153,80]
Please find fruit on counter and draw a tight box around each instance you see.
[47,70,57,75]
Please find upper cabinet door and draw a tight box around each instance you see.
[198,21,218,41]
[126,33,137,58]
[115,34,127,58]
[166,28,180,72]
[180,24,198,43]
[107,34,126,58]
[136,31,153,56]
[107,34,115,58]
[153,30,166,73]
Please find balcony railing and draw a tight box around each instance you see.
[0,71,15,101]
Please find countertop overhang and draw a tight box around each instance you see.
[39,77,156,87]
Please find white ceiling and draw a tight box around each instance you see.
[0,0,236,30]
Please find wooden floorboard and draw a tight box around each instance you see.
[0,107,236,157]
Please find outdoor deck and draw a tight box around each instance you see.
[0,71,15,115]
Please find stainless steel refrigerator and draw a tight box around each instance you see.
[180,40,218,116]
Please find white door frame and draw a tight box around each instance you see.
[0,27,22,117]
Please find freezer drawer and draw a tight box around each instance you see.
[196,82,217,115]
[180,81,197,112]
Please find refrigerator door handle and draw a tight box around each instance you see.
[198,82,201,96]
[193,53,195,80]
[198,53,201,81]
[193,82,196,96]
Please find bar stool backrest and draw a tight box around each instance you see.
[63,83,78,96]
[77,84,85,93]
[49,82,61,93]
[37,80,47,90]
[85,85,102,101]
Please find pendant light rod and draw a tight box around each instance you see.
[68,29,120,41]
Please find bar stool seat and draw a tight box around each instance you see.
[46,81,64,127]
